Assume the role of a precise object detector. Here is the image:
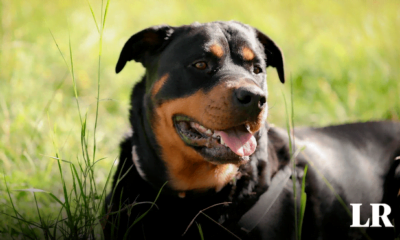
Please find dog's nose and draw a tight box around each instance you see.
[234,86,267,112]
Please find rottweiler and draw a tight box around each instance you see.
[104,21,400,240]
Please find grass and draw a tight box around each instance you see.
[2,0,112,239]
[0,0,399,239]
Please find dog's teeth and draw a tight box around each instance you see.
[198,124,207,132]
[245,124,251,132]
[220,137,225,145]
[178,121,189,131]
[205,129,213,136]
[189,122,213,135]
[190,122,198,129]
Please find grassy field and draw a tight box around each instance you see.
[1,0,399,239]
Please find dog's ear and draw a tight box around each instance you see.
[255,29,285,83]
[116,25,174,73]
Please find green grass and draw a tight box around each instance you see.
[0,0,399,239]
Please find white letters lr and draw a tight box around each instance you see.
[350,203,393,227]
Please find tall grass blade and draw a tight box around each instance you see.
[182,202,240,239]
[86,0,100,34]
[289,76,300,240]
[3,173,29,240]
[32,192,49,240]
[301,152,372,240]
[49,116,75,238]
[123,182,168,240]
[197,223,204,240]
[68,32,83,125]
[281,83,299,239]
[92,0,110,172]
[298,164,308,240]
[96,157,117,215]
[102,0,111,32]
[16,2,115,239]
[92,0,110,193]
[49,30,70,73]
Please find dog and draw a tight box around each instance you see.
[104,21,400,240]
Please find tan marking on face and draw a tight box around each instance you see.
[242,47,255,61]
[152,80,267,191]
[210,44,224,58]
[151,73,169,98]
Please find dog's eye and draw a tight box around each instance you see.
[194,61,207,70]
[253,66,262,74]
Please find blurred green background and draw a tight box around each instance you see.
[1,0,399,237]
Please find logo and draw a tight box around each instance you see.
[350,203,393,227]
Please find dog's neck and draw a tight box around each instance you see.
[128,77,283,197]
[128,77,170,189]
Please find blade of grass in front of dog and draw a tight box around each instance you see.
[298,164,308,240]
[200,212,241,240]
[282,88,298,240]
[106,159,132,238]
[197,223,204,240]
[108,157,132,209]
[290,76,302,240]
[98,159,117,232]
[301,153,372,240]
[96,157,117,217]
[123,182,168,240]
[183,202,241,240]
[114,188,124,240]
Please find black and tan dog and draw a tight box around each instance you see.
[104,21,400,240]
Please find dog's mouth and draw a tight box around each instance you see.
[173,115,257,164]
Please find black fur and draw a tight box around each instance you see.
[105,21,400,240]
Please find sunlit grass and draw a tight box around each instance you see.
[0,0,399,239]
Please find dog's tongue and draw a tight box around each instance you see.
[214,126,257,157]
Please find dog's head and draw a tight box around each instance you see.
[116,21,284,192]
